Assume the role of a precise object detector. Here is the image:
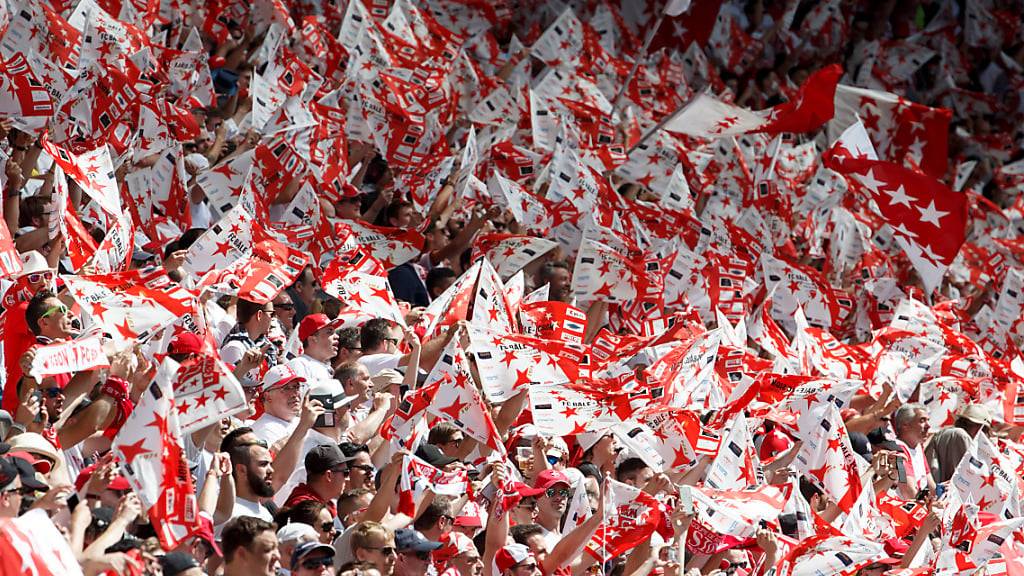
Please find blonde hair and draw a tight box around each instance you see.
[350,521,392,554]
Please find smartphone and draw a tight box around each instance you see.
[914,488,930,502]
[31,390,43,423]
[894,456,907,485]
[311,394,335,428]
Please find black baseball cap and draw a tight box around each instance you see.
[7,456,47,491]
[0,458,17,490]
[395,529,442,553]
[415,443,458,469]
[160,551,201,576]
[305,444,347,475]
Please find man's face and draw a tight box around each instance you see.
[307,327,339,362]
[621,466,653,488]
[237,530,280,576]
[0,475,23,517]
[347,451,375,490]
[437,433,463,457]
[384,327,403,354]
[338,196,362,219]
[359,533,396,576]
[295,550,335,576]
[450,551,483,576]
[257,303,275,333]
[390,206,414,229]
[38,298,74,339]
[264,381,303,420]
[396,549,431,576]
[900,410,930,445]
[345,365,372,398]
[595,434,619,463]
[242,444,275,498]
[583,477,600,512]
[538,483,570,515]
[298,269,318,302]
[547,269,571,301]
[43,385,65,422]
[273,294,296,328]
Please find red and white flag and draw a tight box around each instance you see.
[0,510,84,576]
[467,325,577,402]
[424,339,506,454]
[0,52,56,132]
[664,64,843,138]
[825,137,969,294]
[156,356,248,435]
[323,268,407,328]
[584,478,671,560]
[28,336,109,381]
[113,371,201,549]
[64,268,196,348]
[43,140,123,217]
[471,233,558,281]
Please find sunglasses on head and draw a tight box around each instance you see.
[301,556,334,570]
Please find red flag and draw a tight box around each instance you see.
[824,148,968,294]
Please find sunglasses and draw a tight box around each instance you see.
[545,487,570,499]
[514,562,538,572]
[40,304,70,319]
[364,546,396,556]
[384,337,400,345]
[321,521,336,533]
[43,387,64,398]
[546,455,562,465]
[301,556,335,570]
[349,464,375,474]
[27,271,54,284]
[275,304,295,311]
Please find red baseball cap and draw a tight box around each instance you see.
[532,469,571,491]
[261,364,306,392]
[298,314,342,342]
[7,450,50,474]
[74,462,131,492]
[169,333,205,356]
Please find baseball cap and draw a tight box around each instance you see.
[416,443,458,469]
[308,378,358,408]
[291,541,335,571]
[298,314,342,342]
[576,429,611,452]
[7,450,50,474]
[434,532,478,563]
[532,469,571,491]
[169,333,205,356]
[395,529,442,553]
[493,543,533,575]
[957,404,992,427]
[0,458,17,490]
[160,552,201,576]
[305,444,347,475]
[454,500,486,528]
[278,522,319,546]
[74,462,130,492]
[510,481,545,498]
[6,455,48,491]
[262,364,306,392]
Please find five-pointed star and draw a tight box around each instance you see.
[916,199,948,227]
[884,184,913,207]
[856,169,886,195]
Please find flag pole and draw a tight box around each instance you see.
[611,9,667,114]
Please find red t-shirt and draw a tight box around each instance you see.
[284,482,338,518]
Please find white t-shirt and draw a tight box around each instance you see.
[216,497,273,538]
[252,412,297,446]
[288,354,333,386]
[220,340,248,366]
[358,353,401,377]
